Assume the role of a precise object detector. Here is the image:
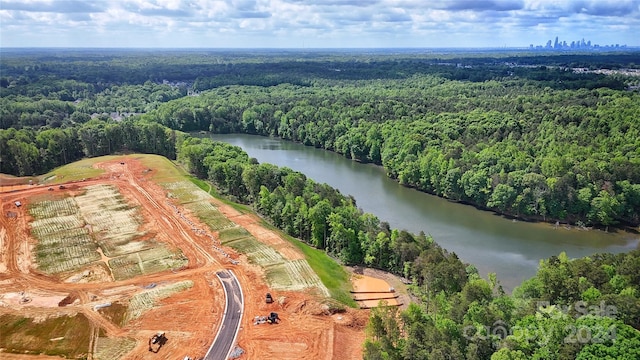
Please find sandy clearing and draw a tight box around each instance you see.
[349,266,412,310]
[351,274,400,307]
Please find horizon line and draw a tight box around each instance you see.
[2,46,638,51]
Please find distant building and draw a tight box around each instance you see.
[530,36,624,51]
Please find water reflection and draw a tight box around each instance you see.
[207,133,639,291]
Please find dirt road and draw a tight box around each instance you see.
[0,156,366,359]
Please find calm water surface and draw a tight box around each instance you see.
[208,133,639,291]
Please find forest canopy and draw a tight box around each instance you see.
[2,49,639,228]
[2,49,639,360]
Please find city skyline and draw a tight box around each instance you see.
[0,0,638,48]
[531,36,628,50]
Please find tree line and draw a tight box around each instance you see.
[177,135,640,359]
[0,120,176,175]
[364,249,640,360]
[178,136,468,292]
[2,50,639,227]
[144,76,640,228]
[2,115,637,360]
[175,135,640,359]
[2,50,639,359]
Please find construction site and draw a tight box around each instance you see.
[0,155,381,360]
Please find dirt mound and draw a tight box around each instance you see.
[285,298,331,316]
[58,293,78,307]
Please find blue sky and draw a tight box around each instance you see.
[0,0,638,48]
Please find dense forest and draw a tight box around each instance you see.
[2,50,639,228]
[364,249,640,360]
[1,49,639,359]
[176,136,640,359]
[146,79,640,228]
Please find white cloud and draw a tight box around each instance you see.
[0,0,637,47]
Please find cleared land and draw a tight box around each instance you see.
[351,275,400,309]
[0,154,365,359]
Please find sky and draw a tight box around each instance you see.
[0,0,638,48]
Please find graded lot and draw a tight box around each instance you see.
[1,155,367,359]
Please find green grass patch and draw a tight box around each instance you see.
[225,237,285,266]
[163,180,210,204]
[282,233,356,307]
[109,247,187,281]
[188,175,217,196]
[186,201,235,231]
[218,196,252,214]
[186,175,251,212]
[218,227,251,243]
[94,336,137,360]
[29,196,100,274]
[97,302,128,327]
[0,313,91,358]
[134,154,187,183]
[40,156,117,183]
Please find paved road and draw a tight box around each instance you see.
[205,270,244,360]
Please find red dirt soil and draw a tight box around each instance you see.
[0,156,366,360]
[351,275,399,308]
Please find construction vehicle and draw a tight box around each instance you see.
[265,292,273,303]
[148,332,167,353]
[267,312,280,324]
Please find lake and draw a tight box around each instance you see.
[207,133,639,291]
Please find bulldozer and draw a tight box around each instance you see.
[148,332,167,353]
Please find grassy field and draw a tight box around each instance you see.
[98,302,128,327]
[30,196,100,274]
[40,153,185,185]
[225,237,286,266]
[135,154,186,183]
[0,313,92,358]
[40,156,117,183]
[221,230,331,296]
[29,181,186,278]
[282,232,356,307]
[218,227,252,243]
[94,337,137,360]
[185,201,236,231]
[109,247,187,281]
[264,260,329,295]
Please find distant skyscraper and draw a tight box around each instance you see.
[530,37,618,51]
